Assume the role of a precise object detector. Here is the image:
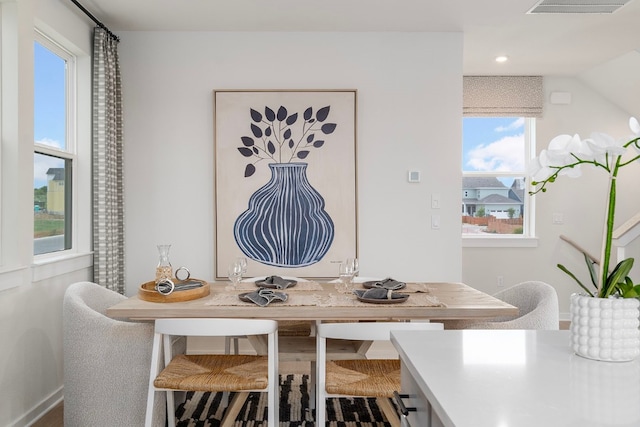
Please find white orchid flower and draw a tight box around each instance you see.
[530,149,582,181]
[549,133,594,159]
[529,156,554,182]
[630,117,640,158]
[629,117,640,135]
[584,132,627,165]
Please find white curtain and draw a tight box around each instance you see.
[92,28,125,293]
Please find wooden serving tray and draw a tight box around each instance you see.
[138,279,210,303]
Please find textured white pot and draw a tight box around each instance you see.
[570,293,640,362]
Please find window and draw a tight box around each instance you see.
[34,34,75,255]
[462,117,535,238]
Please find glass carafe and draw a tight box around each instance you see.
[155,244,172,284]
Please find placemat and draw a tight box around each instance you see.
[205,292,324,307]
[225,281,323,292]
[320,292,446,307]
[334,282,434,294]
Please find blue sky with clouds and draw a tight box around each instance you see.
[463,117,525,173]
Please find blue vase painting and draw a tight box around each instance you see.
[233,104,338,267]
[234,163,334,267]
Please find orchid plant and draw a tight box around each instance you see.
[530,117,640,299]
[237,105,337,178]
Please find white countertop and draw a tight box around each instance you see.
[391,330,640,427]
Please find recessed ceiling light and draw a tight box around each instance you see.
[495,56,509,63]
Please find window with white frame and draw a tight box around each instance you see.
[34,33,76,255]
[461,76,542,241]
[462,117,535,237]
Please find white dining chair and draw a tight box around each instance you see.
[316,321,444,426]
[145,318,279,427]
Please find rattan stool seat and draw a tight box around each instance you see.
[325,359,400,397]
[154,354,268,392]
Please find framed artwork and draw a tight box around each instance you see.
[214,90,357,279]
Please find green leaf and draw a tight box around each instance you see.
[583,252,598,290]
[622,285,640,298]
[557,263,593,297]
[602,258,634,298]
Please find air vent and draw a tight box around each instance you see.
[527,0,632,14]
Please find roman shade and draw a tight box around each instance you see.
[463,76,543,118]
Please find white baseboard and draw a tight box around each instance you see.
[11,386,63,427]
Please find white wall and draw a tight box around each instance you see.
[119,31,464,294]
[0,1,93,426]
[462,76,640,317]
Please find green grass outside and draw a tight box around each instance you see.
[34,214,64,238]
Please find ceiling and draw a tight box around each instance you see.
[75,0,640,112]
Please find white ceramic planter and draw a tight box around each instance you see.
[570,293,640,362]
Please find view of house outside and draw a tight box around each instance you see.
[462,117,528,235]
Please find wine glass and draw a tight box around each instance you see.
[236,257,248,275]
[339,262,354,285]
[228,261,243,288]
[347,258,359,277]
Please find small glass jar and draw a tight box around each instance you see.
[155,244,172,284]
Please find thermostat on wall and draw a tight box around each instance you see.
[408,170,421,183]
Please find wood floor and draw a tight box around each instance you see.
[32,402,63,427]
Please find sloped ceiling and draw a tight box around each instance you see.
[578,50,640,117]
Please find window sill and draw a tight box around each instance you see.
[462,236,539,248]
[32,251,93,282]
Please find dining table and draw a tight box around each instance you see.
[108,279,517,426]
[107,280,517,322]
[108,279,516,357]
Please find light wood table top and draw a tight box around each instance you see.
[107,281,517,321]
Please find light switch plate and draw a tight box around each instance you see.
[431,193,441,209]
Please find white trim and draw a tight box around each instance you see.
[11,386,63,427]
[462,236,539,248]
[0,265,31,292]
[32,251,92,282]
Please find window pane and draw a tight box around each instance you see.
[462,117,532,237]
[34,41,66,151]
[462,176,525,235]
[34,39,72,255]
[34,153,71,254]
[463,117,525,173]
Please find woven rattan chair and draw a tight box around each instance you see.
[316,321,444,426]
[145,318,279,427]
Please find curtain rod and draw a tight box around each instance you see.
[70,0,120,42]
